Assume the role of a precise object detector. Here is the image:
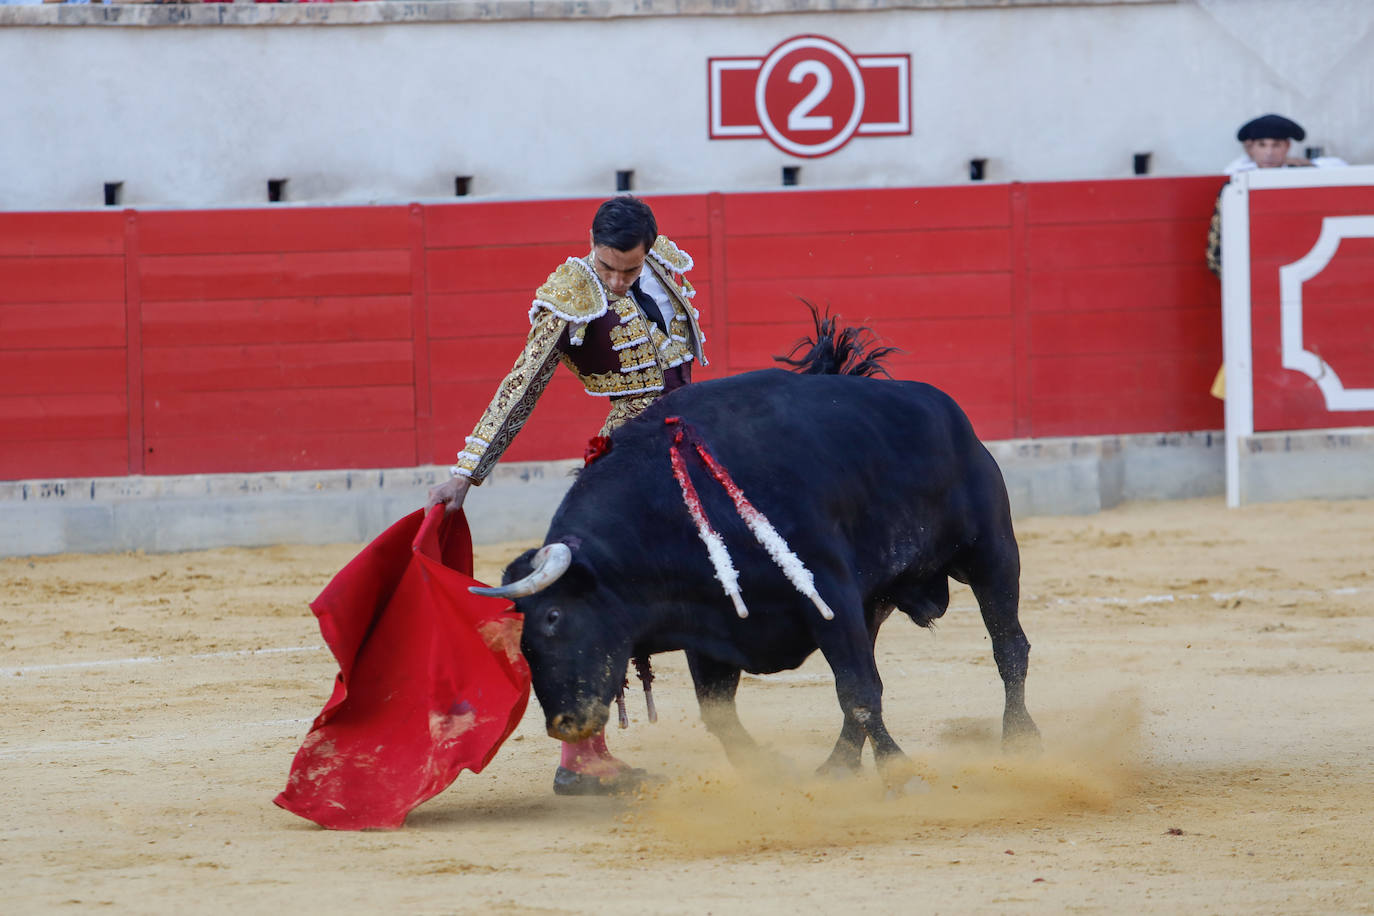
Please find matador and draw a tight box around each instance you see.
[427,195,707,795]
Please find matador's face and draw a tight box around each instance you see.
[590,242,648,300]
[1243,138,1291,168]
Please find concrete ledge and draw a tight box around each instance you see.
[2,426,1363,557]
[1238,427,1374,504]
[0,0,1172,28]
[0,432,1231,557]
[0,461,581,557]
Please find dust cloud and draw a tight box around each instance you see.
[625,694,1143,857]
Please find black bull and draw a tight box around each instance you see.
[475,368,1039,783]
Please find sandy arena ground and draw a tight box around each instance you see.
[3,496,1373,914]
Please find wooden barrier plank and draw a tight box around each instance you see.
[0,212,124,257]
[0,438,128,480]
[143,429,416,476]
[426,243,589,295]
[725,315,1013,373]
[1027,264,1218,313]
[1249,186,1374,216]
[137,207,411,255]
[1025,177,1225,225]
[723,186,1011,234]
[143,386,416,436]
[140,295,412,347]
[0,349,126,396]
[142,341,415,391]
[424,199,603,250]
[1029,395,1223,438]
[429,291,559,339]
[0,301,126,349]
[1027,220,1211,270]
[0,393,128,440]
[725,228,1011,280]
[1029,307,1219,357]
[0,256,126,304]
[725,273,1012,321]
[1030,351,1221,401]
[138,250,412,301]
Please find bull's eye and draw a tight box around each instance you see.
[547,608,561,625]
[542,607,561,636]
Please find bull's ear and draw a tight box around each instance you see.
[501,548,540,587]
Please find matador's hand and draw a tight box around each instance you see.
[427,475,471,513]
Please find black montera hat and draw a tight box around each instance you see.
[1237,114,1306,142]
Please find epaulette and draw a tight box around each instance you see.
[529,258,609,325]
[649,236,694,275]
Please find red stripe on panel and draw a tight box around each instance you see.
[427,292,537,340]
[723,186,1012,235]
[143,386,416,437]
[0,256,126,304]
[1027,264,1219,313]
[0,212,125,257]
[0,301,127,349]
[1027,220,1212,270]
[136,207,412,255]
[143,430,417,476]
[0,349,126,396]
[424,199,599,250]
[140,296,413,347]
[0,437,129,480]
[0,393,129,441]
[1025,177,1226,224]
[1029,307,1221,357]
[142,341,416,392]
[726,272,1013,322]
[138,250,412,301]
[725,228,1012,280]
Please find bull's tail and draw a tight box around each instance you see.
[773,300,898,377]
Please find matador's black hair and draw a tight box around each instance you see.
[592,196,657,253]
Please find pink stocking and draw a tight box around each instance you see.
[559,728,628,775]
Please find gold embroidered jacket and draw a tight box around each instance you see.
[452,236,707,483]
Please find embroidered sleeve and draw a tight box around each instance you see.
[452,310,566,483]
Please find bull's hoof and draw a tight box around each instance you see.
[815,757,863,779]
[552,766,662,797]
[1003,726,1043,757]
[877,757,932,798]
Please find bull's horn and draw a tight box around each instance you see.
[468,542,572,599]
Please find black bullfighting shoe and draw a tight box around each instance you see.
[552,766,660,797]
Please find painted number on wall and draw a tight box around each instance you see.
[709,35,911,158]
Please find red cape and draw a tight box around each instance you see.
[274,506,530,830]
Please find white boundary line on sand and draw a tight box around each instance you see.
[6,582,1371,680]
[0,718,313,761]
[0,645,324,678]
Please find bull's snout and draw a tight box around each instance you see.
[547,708,608,743]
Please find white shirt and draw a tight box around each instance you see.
[634,267,677,331]
[1223,154,1350,176]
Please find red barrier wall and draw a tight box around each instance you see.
[1248,185,1374,431]
[0,177,1227,481]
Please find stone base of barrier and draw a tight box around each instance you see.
[5,427,1364,557]
[1236,427,1374,505]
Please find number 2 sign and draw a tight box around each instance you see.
[708,35,911,158]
